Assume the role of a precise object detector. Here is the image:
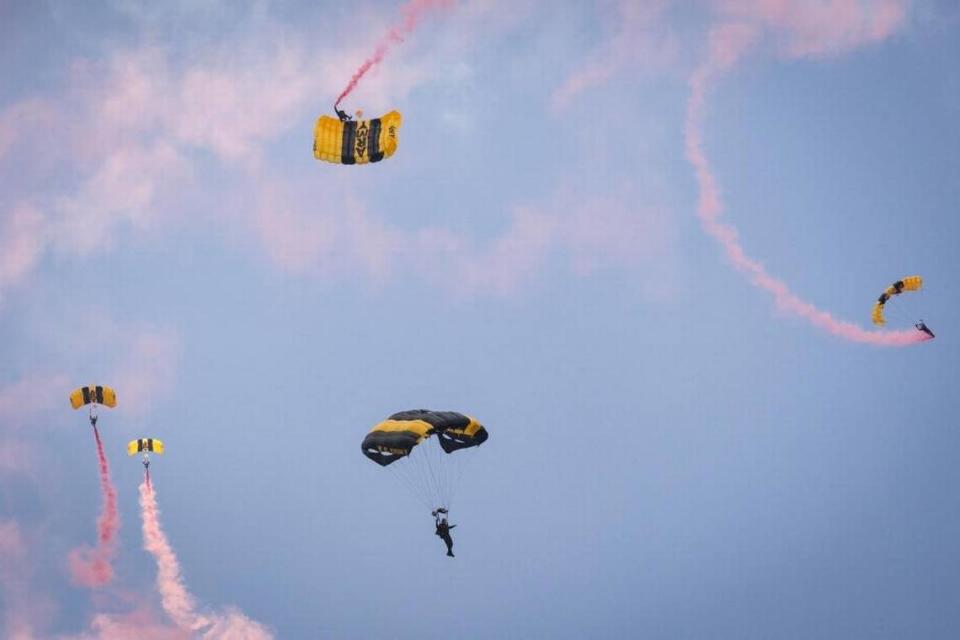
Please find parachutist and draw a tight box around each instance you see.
[915,321,935,339]
[335,107,352,122]
[362,411,488,557]
[434,512,456,557]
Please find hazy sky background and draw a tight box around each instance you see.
[2,1,959,638]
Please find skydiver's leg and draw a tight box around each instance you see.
[443,533,454,557]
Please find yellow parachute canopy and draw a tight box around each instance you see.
[70,385,117,410]
[872,275,922,326]
[313,110,401,165]
[128,438,164,455]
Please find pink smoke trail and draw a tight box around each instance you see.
[334,0,451,111]
[139,476,273,639]
[140,476,208,632]
[69,424,120,587]
[683,23,929,347]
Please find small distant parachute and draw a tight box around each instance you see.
[313,110,402,165]
[128,438,164,456]
[362,410,488,511]
[872,276,922,326]
[70,385,117,410]
[128,438,164,468]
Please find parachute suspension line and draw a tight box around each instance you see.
[409,439,434,506]
[421,436,446,509]
[434,442,452,511]
[444,448,475,513]
[393,445,436,513]
[419,442,444,509]
[407,452,435,512]
[402,449,427,507]
[438,440,459,510]
[386,461,429,511]
[885,296,907,324]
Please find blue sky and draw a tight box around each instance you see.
[1,1,959,638]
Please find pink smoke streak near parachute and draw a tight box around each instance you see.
[683,23,928,347]
[139,478,205,632]
[334,0,452,111]
[69,424,120,587]
[139,477,273,639]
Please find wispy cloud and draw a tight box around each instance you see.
[253,176,676,296]
[0,203,48,306]
[0,519,57,639]
[0,372,70,480]
[713,0,909,58]
[111,328,181,419]
[551,0,678,110]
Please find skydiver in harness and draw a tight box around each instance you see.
[335,106,352,122]
[432,508,456,557]
[915,320,935,339]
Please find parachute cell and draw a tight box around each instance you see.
[872,276,922,326]
[362,419,431,466]
[70,385,117,410]
[313,110,402,165]
[388,409,488,453]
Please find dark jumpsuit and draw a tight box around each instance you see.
[435,517,456,557]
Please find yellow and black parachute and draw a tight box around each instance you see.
[362,410,488,466]
[129,437,163,468]
[70,385,117,410]
[313,110,402,165]
[128,438,164,456]
[362,410,488,510]
[872,276,922,326]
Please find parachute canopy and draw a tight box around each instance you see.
[313,110,401,165]
[70,385,117,410]
[128,438,164,456]
[362,410,488,466]
[361,410,489,512]
[872,276,922,326]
